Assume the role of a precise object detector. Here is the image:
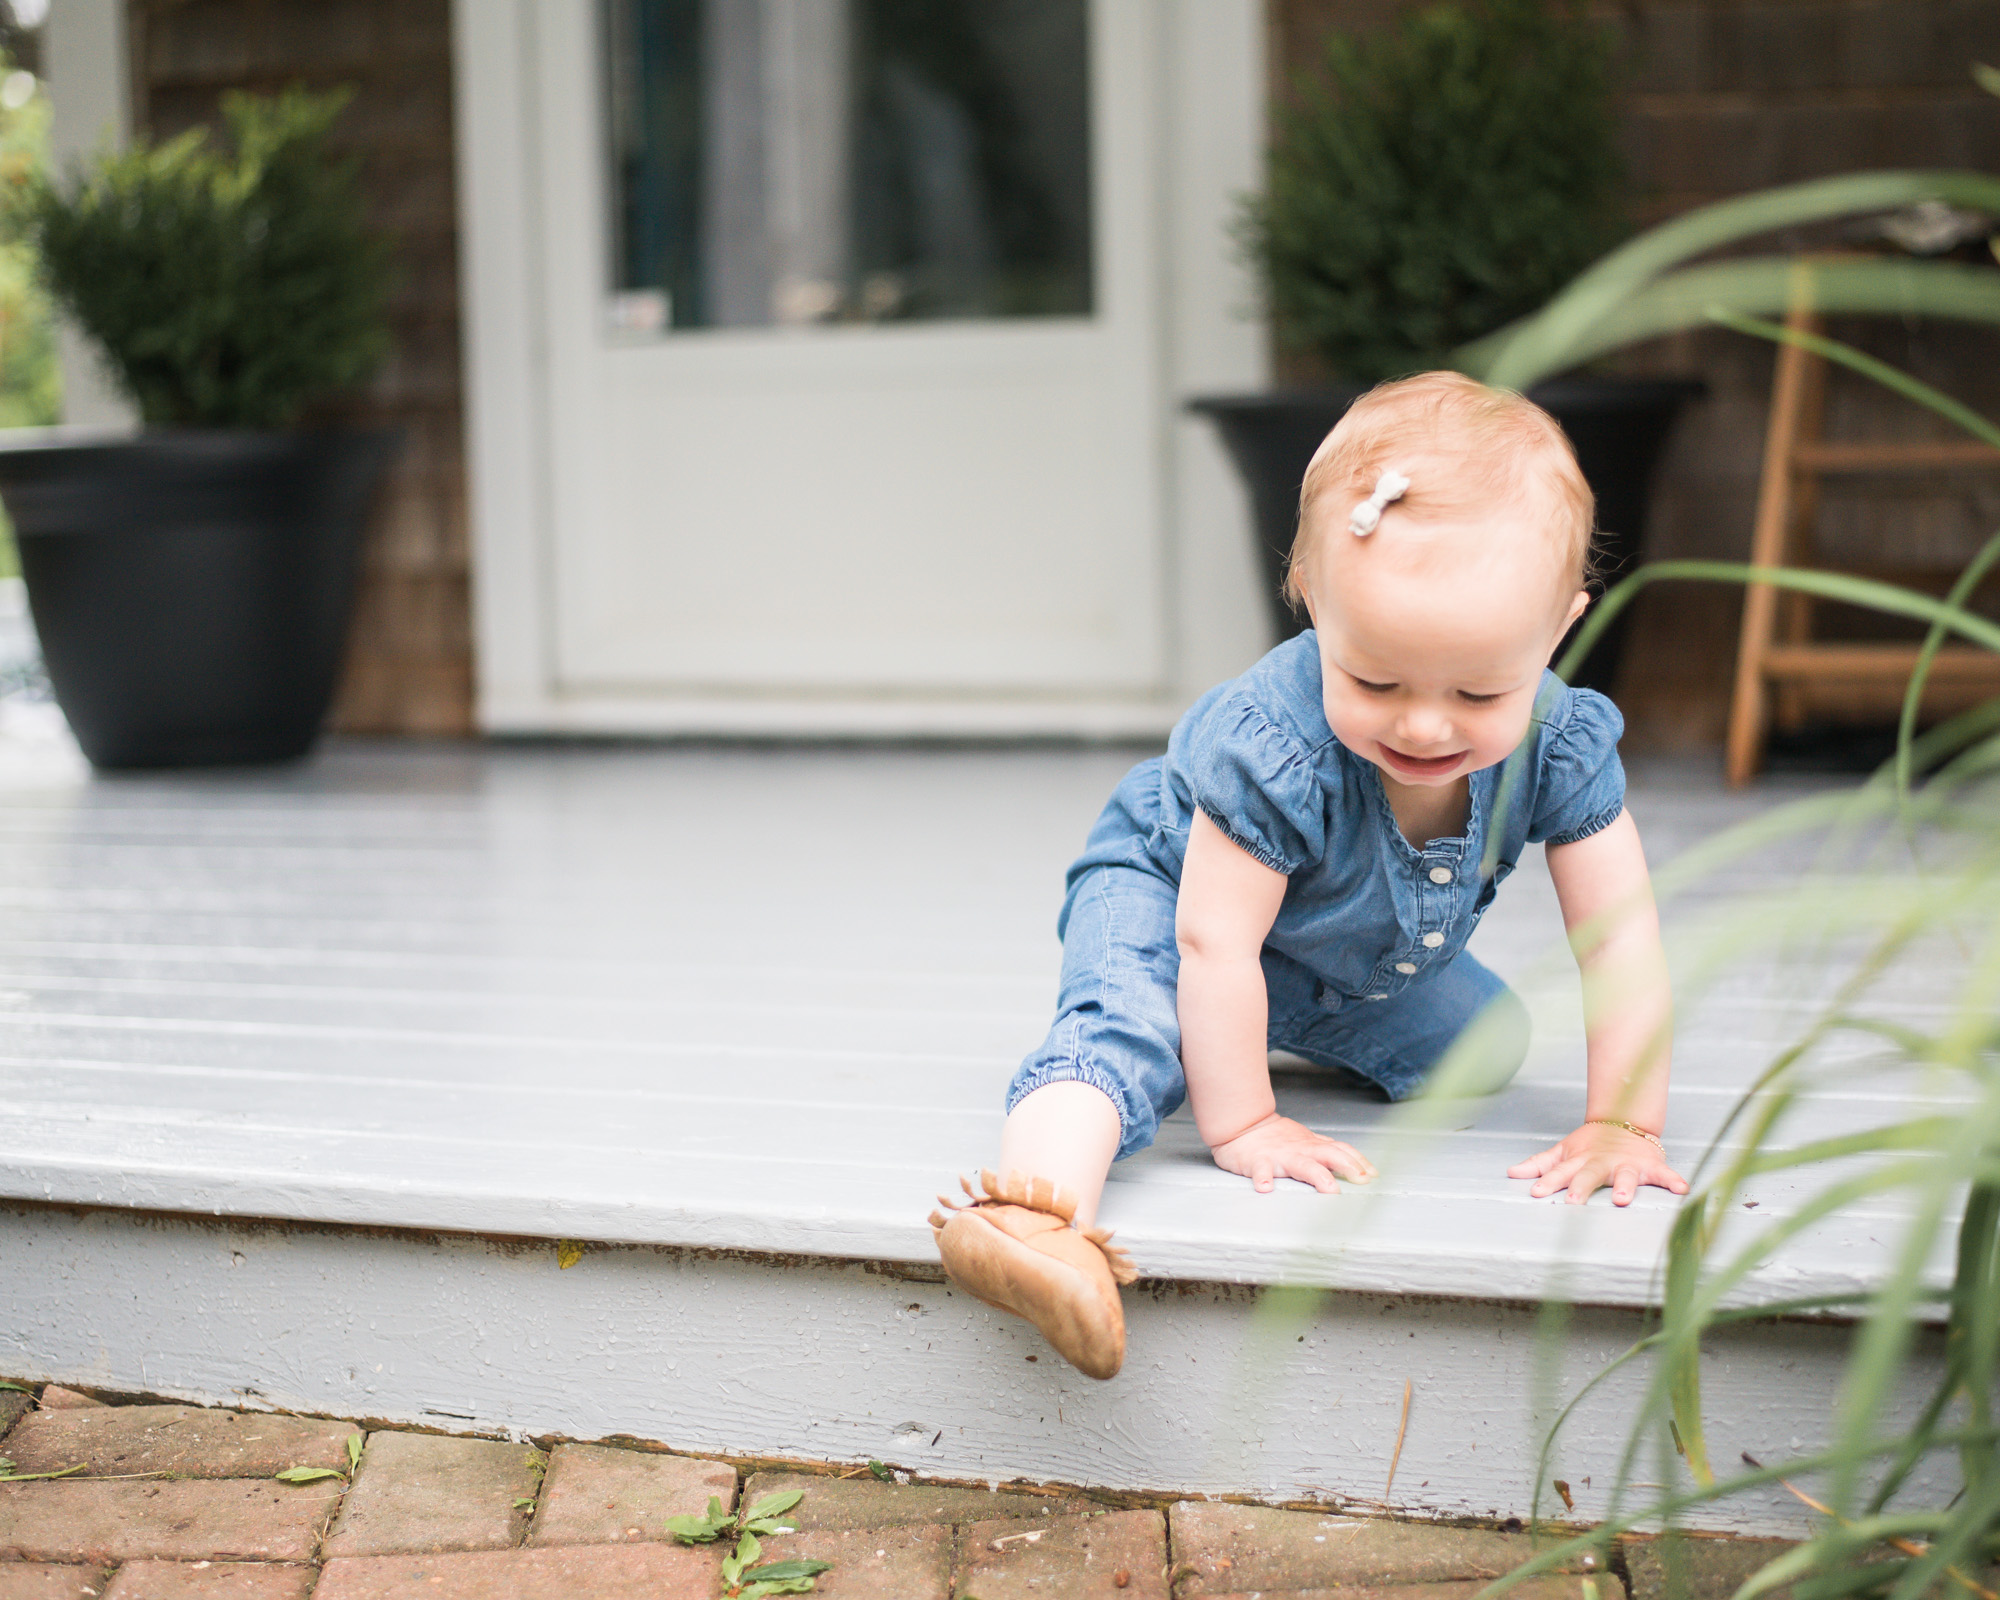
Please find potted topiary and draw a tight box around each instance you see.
[1193,0,1701,689]
[0,85,397,768]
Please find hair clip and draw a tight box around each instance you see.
[1349,469,1411,537]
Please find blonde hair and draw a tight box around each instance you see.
[1284,372,1595,610]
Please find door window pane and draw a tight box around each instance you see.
[605,0,1092,330]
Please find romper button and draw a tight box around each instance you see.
[1429,866,1453,884]
[1422,931,1445,948]
[1395,961,1418,975]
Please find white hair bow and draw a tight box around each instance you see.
[1349,469,1411,537]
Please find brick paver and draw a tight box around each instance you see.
[100,1563,318,1600]
[0,1566,110,1600]
[1198,1584,1619,1600]
[525,1442,735,1547]
[776,1524,953,1599]
[313,1542,719,1599]
[321,1432,541,1559]
[3,1408,356,1481]
[33,1391,104,1413]
[741,1469,1088,1530]
[0,1480,338,1564]
[1625,1535,1800,1600]
[1170,1503,1597,1595]
[0,1390,1813,1600]
[957,1508,1168,1599]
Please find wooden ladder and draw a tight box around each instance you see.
[1724,304,2000,786]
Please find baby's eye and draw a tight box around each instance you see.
[1348,674,1397,694]
[1457,690,1505,706]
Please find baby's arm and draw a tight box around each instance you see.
[1507,810,1689,1206]
[1178,812,1376,1194]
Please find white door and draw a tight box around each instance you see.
[457,0,1270,735]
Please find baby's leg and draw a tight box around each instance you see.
[1000,1082,1121,1229]
[1001,862,1187,1223]
[933,864,1182,1378]
[1269,951,1529,1100]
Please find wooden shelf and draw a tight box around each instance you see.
[1793,440,2000,473]
[1762,644,2000,681]
[1728,299,2000,786]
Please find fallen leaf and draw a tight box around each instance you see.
[1554,1479,1574,1512]
[275,1467,344,1484]
[866,1459,893,1482]
[556,1240,585,1269]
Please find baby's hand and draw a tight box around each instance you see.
[1210,1113,1376,1195]
[1508,1123,1689,1206]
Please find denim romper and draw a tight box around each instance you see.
[1008,632,1628,1161]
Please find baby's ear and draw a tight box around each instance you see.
[1561,588,1591,630]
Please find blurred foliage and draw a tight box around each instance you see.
[1460,167,2000,391]
[1239,0,1626,383]
[1450,61,2000,1600]
[0,55,59,582]
[9,85,390,428]
[0,58,56,437]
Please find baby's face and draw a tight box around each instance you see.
[1302,503,1588,791]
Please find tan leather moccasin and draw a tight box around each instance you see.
[930,1168,1138,1380]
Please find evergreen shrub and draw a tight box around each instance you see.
[11,86,391,428]
[1242,0,1626,383]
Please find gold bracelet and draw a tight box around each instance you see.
[1588,1117,1664,1152]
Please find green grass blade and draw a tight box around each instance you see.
[1488,257,2000,386]
[1897,532,2000,803]
[1556,560,2000,684]
[1662,1199,1716,1485]
[1738,1118,1955,1175]
[1464,171,2000,386]
[1472,1429,2000,1600]
[1949,1183,2000,1495]
[1705,310,2000,451]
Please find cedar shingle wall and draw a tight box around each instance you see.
[1271,0,2000,749]
[130,0,473,737]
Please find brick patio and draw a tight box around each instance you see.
[0,1381,1785,1600]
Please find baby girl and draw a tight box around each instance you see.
[932,372,1688,1378]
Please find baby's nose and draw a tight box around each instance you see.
[1397,706,1454,747]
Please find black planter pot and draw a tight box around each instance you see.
[0,428,401,769]
[1187,377,1704,693]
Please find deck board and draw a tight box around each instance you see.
[0,735,1960,1310]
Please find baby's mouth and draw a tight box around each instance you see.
[1377,743,1467,780]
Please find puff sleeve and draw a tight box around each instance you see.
[1175,695,1325,876]
[1528,687,1628,847]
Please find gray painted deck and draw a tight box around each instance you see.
[0,729,1950,1305]
[0,726,1966,1525]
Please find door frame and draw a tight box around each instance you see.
[452,0,1270,737]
